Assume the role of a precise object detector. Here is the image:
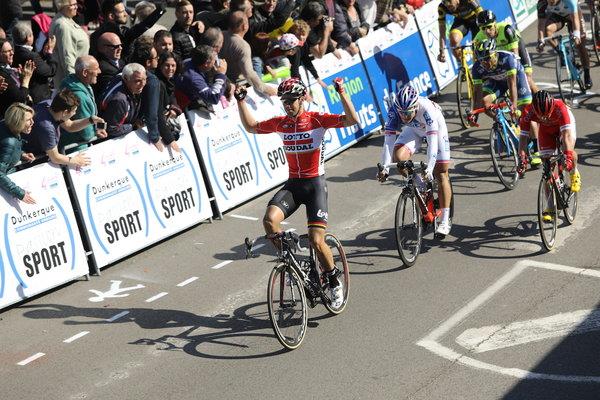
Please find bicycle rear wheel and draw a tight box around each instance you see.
[395,191,423,266]
[591,7,600,64]
[562,173,579,224]
[322,233,350,315]
[489,125,519,190]
[537,178,558,251]
[556,52,576,106]
[267,264,308,350]
[456,68,472,129]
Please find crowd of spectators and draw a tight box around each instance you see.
[0,0,425,204]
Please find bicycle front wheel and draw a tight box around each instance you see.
[267,264,308,350]
[489,125,519,190]
[556,51,576,106]
[456,68,472,129]
[322,233,350,315]
[395,191,423,267]
[538,178,558,251]
[591,7,600,65]
[563,174,579,224]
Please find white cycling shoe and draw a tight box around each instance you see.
[436,221,451,236]
[329,283,344,309]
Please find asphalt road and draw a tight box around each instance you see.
[2,13,600,400]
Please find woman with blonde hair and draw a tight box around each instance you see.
[50,0,90,88]
[0,103,36,204]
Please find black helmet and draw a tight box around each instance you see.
[532,90,555,117]
[475,39,497,59]
[477,10,496,27]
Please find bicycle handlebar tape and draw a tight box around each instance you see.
[333,77,345,94]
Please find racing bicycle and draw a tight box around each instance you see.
[545,34,586,106]
[537,153,578,251]
[244,230,349,350]
[455,44,475,129]
[587,0,600,64]
[378,161,454,267]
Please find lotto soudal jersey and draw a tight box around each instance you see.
[384,97,445,135]
[255,111,345,178]
[519,100,574,135]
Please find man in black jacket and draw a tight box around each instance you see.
[94,32,125,99]
[90,0,166,58]
[99,63,147,138]
[0,0,22,43]
[12,23,57,104]
[171,0,205,60]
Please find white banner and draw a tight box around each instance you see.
[188,88,289,213]
[414,0,459,90]
[0,163,87,309]
[68,114,212,268]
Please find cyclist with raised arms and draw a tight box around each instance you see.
[518,91,581,220]
[377,85,453,236]
[235,77,360,308]
[536,0,593,89]
[469,39,532,126]
[437,0,483,63]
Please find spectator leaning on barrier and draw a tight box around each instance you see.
[0,103,36,204]
[0,39,36,118]
[59,55,108,150]
[95,32,125,99]
[50,0,90,89]
[332,0,370,55]
[175,44,228,113]
[156,51,183,116]
[131,38,180,152]
[23,89,104,168]
[300,1,337,59]
[375,0,412,27]
[154,30,175,55]
[12,23,58,105]
[220,11,278,97]
[99,63,147,138]
[171,0,205,61]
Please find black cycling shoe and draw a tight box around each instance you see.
[584,69,593,89]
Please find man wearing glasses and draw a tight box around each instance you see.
[470,39,532,123]
[95,32,125,98]
[437,0,483,63]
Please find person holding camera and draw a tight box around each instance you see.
[59,55,108,152]
[23,88,104,168]
[300,1,337,59]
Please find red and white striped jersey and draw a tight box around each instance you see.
[256,111,345,178]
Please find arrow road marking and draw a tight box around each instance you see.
[456,309,600,353]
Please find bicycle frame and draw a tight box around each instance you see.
[541,155,570,210]
[459,46,475,99]
[557,35,581,82]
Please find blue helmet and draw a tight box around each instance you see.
[394,85,419,112]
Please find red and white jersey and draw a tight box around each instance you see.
[255,111,345,178]
[520,100,575,137]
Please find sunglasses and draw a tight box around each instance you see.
[281,97,299,105]
[481,24,495,30]
[397,107,417,116]
[105,44,123,49]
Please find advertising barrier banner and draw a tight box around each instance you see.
[68,114,212,268]
[358,18,439,118]
[0,163,87,309]
[188,88,289,212]
[508,0,538,30]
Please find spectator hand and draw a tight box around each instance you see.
[21,152,35,163]
[92,115,105,125]
[264,85,278,97]
[153,140,165,152]
[169,141,181,153]
[0,76,6,93]
[358,27,368,37]
[133,120,145,130]
[191,21,205,34]
[45,35,56,54]
[21,192,36,204]
[96,129,108,139]
[215,58,227,74]
[346,43,359,56]
[233,85,247,101]
[332,49,342,59]
[21,60,36,79]
[323,17,334,33]
[437,51,446,63]
[72,153,91,167]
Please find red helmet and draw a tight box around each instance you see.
[532,90,555,118]
[277,78,307,99]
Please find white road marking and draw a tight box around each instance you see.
[63,331,90,344]
[17,353,45,366]
[417,260,600,383]
[176,277,199,287]
[230,214,258,221]
[211,260,233,270]
[88,280,145,302]
[106,311,130,322]
[145,292,168,303]
[456,309,600,353]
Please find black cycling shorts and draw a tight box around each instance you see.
[547,13,573,30]
[450,17,480,39]
[268,176,328,229]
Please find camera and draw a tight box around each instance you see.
[95,121,106,130]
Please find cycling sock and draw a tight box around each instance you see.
[531,138,539,153]
[441,208,450,223]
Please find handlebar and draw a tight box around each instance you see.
[377,160,427,175]
[470,101,508,116]
[244,230,307,258]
